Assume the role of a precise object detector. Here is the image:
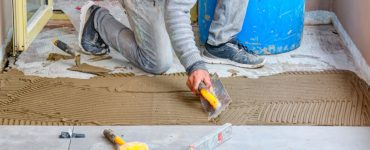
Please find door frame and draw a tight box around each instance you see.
[12,0,53,52]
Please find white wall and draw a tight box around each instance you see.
[333,0,370,65]
[306,0,333,11]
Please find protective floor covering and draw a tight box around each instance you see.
[16,10,361,81]
[0,70,369,126]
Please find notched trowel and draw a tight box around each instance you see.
[199,74,232,121]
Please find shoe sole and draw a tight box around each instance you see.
[201,50,266,69]
[78,1,107,56]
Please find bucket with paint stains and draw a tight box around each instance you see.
[198,0,305,55]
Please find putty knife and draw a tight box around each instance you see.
[103,129,149,150]
[199,74,232,120]
[52,39,81,66]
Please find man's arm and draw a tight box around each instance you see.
[165,0,211,93]
[165,0,206,73]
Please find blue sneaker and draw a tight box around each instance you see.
[203,39,266,68]
[78,1,109,55]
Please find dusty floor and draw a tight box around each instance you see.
[0,70,369,126]
[14,1,360,80]
[14,24,357,79]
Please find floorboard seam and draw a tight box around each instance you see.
[67,126,74,150]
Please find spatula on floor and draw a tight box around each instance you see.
[52,39,81,66]
[103,129,149,150]
[199,74,232,120]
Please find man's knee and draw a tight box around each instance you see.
[145,58,172,75]
[130,44,173,75]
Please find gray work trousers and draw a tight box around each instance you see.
[207,0,249,46]
[94,0,248,74]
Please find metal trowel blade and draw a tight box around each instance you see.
[200,74,232,120]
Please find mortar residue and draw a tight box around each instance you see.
[89,55,113,62]
[47,53,74,61]
[0,70,369,126]
[67,63,112,76]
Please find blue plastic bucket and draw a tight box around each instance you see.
[198,0,305,55]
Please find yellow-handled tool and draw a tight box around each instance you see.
[199,82,221,110]
[198,74,232,120]
[103,129,149,150]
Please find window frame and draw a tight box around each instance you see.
[13,0,53,52]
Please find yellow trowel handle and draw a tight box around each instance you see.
[104,129,126,145]
[199,83,221,110]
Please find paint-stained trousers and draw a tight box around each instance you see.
[94,0,249,74]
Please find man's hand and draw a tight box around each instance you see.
[187,70,212,94]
